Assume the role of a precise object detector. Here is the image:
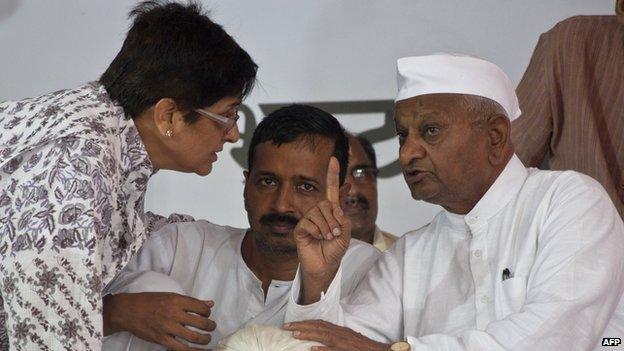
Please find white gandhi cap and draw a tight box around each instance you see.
[395,53,521,120]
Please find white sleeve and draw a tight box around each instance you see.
[285,239,405,343]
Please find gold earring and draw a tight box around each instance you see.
[165,130,173,137]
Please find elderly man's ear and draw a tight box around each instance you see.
[486,114,512,166]
[617,0,624,24]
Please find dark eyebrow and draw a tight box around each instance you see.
[254,171,278,178]
[418,110,452,123]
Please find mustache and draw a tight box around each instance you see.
[259,212,299,226]
[343,194,370,210]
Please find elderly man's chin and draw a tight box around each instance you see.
[194,161,214,176]
[407,182,440,203]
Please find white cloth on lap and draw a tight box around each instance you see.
[215,325,322,351]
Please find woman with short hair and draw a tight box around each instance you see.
[0,2,257,349]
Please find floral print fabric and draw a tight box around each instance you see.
[0,82,154,350]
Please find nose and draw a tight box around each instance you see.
[399,135,427,169]
[225,123,240,143]
[271,185,294,214]
[346,175,359,196]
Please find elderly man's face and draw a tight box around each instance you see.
[343,136,378,242]
[394,93,495,213]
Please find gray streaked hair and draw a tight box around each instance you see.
[458,94,508,123]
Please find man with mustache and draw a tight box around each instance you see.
[283,54,624,350]
[101,104,380,350]
[343,134,397,251]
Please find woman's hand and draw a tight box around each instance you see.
[103,292,216,351]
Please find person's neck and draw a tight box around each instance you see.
[133,113,172,171]
[241,231,299,298]
[352,226,376,245]
[441,154,512,215]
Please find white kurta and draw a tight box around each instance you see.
[286,155,624,350]
[103,220,380,350]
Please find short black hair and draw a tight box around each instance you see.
[353,134,377,170]
[100,1,257,120]
[248,104,349,185]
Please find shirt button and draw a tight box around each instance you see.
[480,295,490,304]
[473,250,482,258]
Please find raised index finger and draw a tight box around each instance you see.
[326,156,340,204]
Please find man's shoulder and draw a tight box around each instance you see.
[401,217,439,240]
[552,15,617,31]
[517,168,619,230]
[524,168,606,199]
[148,218,247,250]
[544,15,619,44]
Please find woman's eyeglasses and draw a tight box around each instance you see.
[194,108,240,132]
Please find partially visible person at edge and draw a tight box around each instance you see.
[0,1,257,350]
[281,54,624,350]
[512,0,624,219]
[343,134,397,251]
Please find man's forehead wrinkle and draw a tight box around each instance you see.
[413,110,443,120]
[402,109,449,126]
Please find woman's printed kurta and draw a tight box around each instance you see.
[0,82,155,350]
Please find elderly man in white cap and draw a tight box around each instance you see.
[281,53,624,350]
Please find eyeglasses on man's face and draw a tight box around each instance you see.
[350,166,379,182]
[194,108,240,132]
